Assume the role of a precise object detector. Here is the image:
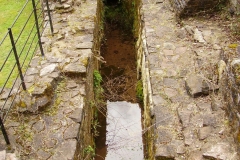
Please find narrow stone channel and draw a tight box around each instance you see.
[94,2,144,159]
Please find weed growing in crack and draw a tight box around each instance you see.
[136,80,143,102]
[84,145,95,159]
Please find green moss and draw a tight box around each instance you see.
[136,80,143,102]
[84,145,95,158]
[93,70,102,88]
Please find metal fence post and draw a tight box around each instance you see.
[0,116,10,145]
[32,0,44,56]
[8,28,27,91]
[46,0,54,35]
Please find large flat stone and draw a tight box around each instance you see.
[155,144,175,160]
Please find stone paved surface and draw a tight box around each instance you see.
[0,0,239,159]
[0,0,96,159]
[142,0,239,159]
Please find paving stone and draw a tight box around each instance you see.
[185,74,203,97]
[51,139,77,159]
[37,149,51,159]
[202,113,217,127]
[68,108,82,123]
[63,123,80,139]
[203,142,238,160]
[198,126,212,140]
[156,129,173,144]
[154,105,175,126]
[26,68,39,75]
[76,42,93,49]
[188,151,203,160]
[32,120,45,133]
[196,101,211,111]
[40,64,58,77]
[66,81,78,89]
[44,138,58,149]
[152,95,167,106]
[0,150,6,160]
[177,107,192,128]
[62,63,86,74]
[164,88,178,98]
[211,97,223,111]
[33,96,51,111]
[155,144,175,160]
[183,128,197,146]
[163,78,179,88]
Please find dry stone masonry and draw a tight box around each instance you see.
[140,0,239,159]
[0,0,96,159]
[0,0,240,159]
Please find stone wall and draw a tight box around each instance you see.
[74,0,104,159]
[222,56,240,150]
[230,0,240,14]
[134,0,155,158]
[170,0,227,16]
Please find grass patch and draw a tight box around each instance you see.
[0,0,42,87]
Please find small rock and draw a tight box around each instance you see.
[185,25,194,35]
[75,0,81,6]
[163,42,175,50]
[36,149,51,159]
[199,126,212,140]
[68,108,82,123]
[55,4,64,9]
[177,107,192,128]
[51,139,77,159]
[66,81,78,89]
[63,123,80,139]
[41,37,49,44]
[152,95,167,106]
[194,28,206,43]
[26,68,39,75]
[176,144,185,154]
[76,42,93,49]
[156,0,164,3]
[155,144,175,159]
[218,60,226,81]
[213,44,221,50]
[202,113,217,127]
[63,4,71,9]
[177,28,187,39]
[6,153,18,160]
[63,63,86,74]
[40,64,57,77]
[164,88,178,98]
[188,151,203,160]
[157,129,173,144]
[185,74,203,97]
[203,142,237,160]
[183,128,196,145]
[32,120,45,133]
[0,150,6,160]
[211,97,222,111]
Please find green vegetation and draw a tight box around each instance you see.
[0,0,41,87]
[84,145,95,158]
[104,1,135,33]
[136,80,143,102]
[93,70,104,99]
[93,70,102,88]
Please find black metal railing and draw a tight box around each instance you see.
[0,0,53,145]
